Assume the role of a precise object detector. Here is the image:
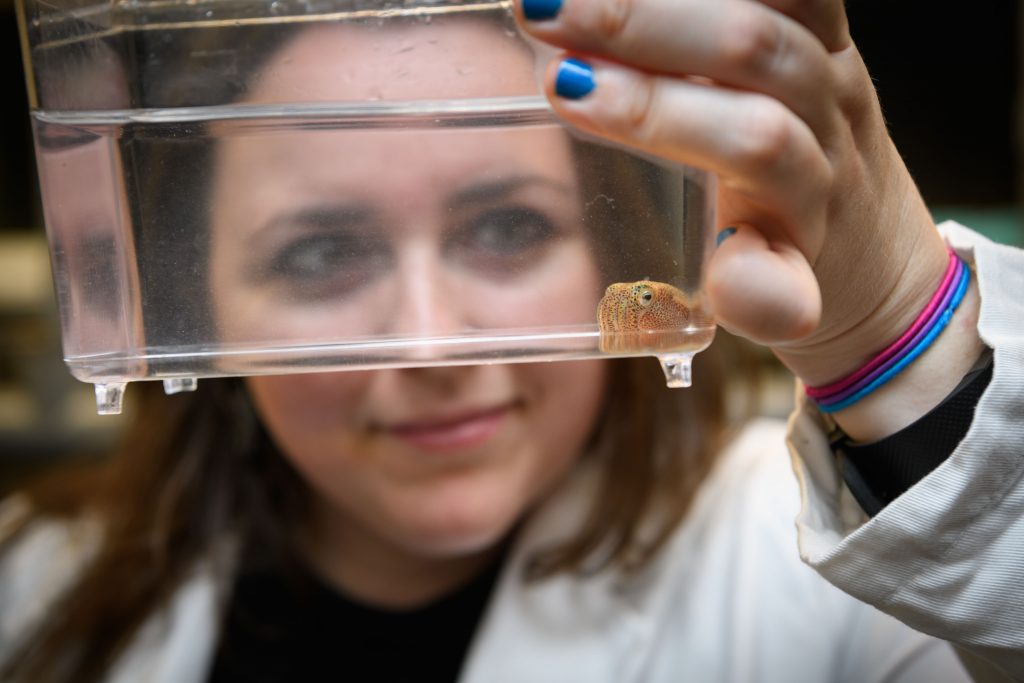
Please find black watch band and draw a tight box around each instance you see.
[829,350,994,517]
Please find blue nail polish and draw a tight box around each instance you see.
[555,58,595,100]
[523,0,562,20]
[716,226,737,247]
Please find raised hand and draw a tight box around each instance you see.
[515,0,958,393]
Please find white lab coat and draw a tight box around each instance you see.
[0,419,968,682]
[790,222,1024,681]
[0,222,1018,682]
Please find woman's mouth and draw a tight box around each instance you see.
[384,405,512,452]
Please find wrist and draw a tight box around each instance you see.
[775,229,951,387]
[829,277,985,442]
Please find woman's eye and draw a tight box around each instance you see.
[265,233,390,300]
[271,234,350,279]
[448,207,559,273]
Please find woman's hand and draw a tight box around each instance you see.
[514,0,959,392]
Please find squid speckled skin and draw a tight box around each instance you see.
[597,280,710,353]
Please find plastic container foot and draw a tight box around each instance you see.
[94,382,126,415]
[657,353,694,388]
[163,377,199,395]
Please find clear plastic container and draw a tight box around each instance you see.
[17,0,716,414]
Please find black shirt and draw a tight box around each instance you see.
[206,553,503,683]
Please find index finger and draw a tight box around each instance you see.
[517,0,844,142]
[519,0,851,54]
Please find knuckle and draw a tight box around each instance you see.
[566,0,637,43]
[618,75,662,140]
[809,156,835,195]
[735,100,794,170]
[598,0,636,41]
[718,9,780,73]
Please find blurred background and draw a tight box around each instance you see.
[1,0,1021,493]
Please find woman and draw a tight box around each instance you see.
[3,0,1022,681]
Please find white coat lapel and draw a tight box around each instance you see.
[105,564,222,683]
[459,464,661,683]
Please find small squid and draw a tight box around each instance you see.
[597,280,708,353]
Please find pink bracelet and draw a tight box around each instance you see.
[807,249,970,411]
[806,251,959,399]
[818,258,963,405]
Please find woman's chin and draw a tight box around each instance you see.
[406,526,510,559]
[381,492,526,559]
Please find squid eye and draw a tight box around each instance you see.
[637,287,654,306]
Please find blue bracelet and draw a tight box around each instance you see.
[818,264,971,414]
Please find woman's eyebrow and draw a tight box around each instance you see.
[252,203,375,243]
[447,176,576,210]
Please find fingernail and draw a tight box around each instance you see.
[716,226,737,247]
[555,58,595,100]
[523,0,562,20]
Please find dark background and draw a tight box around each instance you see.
[847,1,1019,208]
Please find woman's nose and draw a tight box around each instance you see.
[385,240,468,344]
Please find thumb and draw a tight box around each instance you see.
[705,224,822,346]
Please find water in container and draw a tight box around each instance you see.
[17,0,716,414]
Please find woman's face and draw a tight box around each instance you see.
[208,23,607,558]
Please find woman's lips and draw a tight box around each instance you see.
[385,405,511,452]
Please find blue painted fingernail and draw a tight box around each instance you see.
[523,0,562,20]
[555,58,595,100]
[716,226,737,247]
